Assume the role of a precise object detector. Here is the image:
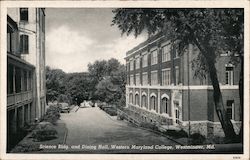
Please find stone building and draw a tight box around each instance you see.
[125,32,241,137]
[7,8,46,151]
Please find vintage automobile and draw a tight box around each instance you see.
[59,103,70,113]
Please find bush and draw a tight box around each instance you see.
[104,108,117,116]
[32,122,58,141]
[164,129,188,139]
[190,133,205,144]
[42,105,61,125]
[140,122,159,132]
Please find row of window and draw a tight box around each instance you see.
[129,43,179,71]
[129,93,181,123]
[129,93,235,121]
[129,68,179,86]
[128,66,234,86]
[7,64,33,94]
[129,93,171,115]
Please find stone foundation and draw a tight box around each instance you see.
[125,105,242,138]
[181,121,242,138]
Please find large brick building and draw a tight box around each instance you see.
[125,32,241,137]
[7,8,46,151]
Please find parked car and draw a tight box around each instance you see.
[59,103,70,113]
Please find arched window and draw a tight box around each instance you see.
[141,94,147,108]
[150,96,156,111]
[161,97,168,114]
[129,93,133,104]
[135,94,139,106]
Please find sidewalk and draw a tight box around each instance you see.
[11,120,67,153]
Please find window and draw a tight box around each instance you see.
[151,71,158,85]
[129,93,133,104]
[23,70,28,91]
[142,54,148,67]
[141,95,147,109]
[130,60,134,71]
[150,96,156,110]
[162,45,171,62]
[130,75,134,85]
[162,69,171,85]
[225,66,234,85]
[135,58,140,69]
[7,64,14,94]
[151,50,158,65]
[135,94,139,106]
[15,67,21,93]
[175,109,180,124]
[7,26,13,53]
[126,63,129,72]
[20,8,28,22]
[175,66,179,85]
[226,100,234,120]
[20,35,29,54]
[174,44,180,58]
[28,71,32,90]
[135,74,140,85]
[142,72,148,85]
[161,97,170,114]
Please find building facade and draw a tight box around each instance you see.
[7,8,46,151]
[125,33,241,138]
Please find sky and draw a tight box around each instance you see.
[45,8,147,73]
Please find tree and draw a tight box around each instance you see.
[46,66,66,103]
[88,59,126,107]
[112,9,243,141]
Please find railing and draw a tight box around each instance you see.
[7,91,33,107]
[117,108,140,126]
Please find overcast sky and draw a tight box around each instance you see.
[45,8,147,73]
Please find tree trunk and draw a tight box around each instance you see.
[206,59,237,141]
[189,32,237,141]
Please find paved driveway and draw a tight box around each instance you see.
[60,107,178,153]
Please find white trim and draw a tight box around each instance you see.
[141,51,147,56]
[161,93,170,99]
[160,40,171,47]
[135,91,139,95]
[126,85,239,90]
[126,36,164,57]
[129,90,133,93]
[162,68,171,71]
[141,92,147,96]
[150,92,157,97]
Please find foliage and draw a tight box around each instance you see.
[112,8,243,141]
[190,133,206,145]
[41,105,61,125]
[164,129,188,139]
[46,66,66,103]
[140,122,159,132]
[88,58,126,107]
[103,107,117,116]
[31,122,58,141]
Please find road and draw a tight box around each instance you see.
[60,107,178,153]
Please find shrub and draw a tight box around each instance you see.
[42,105,61,125]
[32,122,58,141]
[104,108,117,116]
[140,122,159,132]
[190,133,206,145]
[164,129,188,139]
